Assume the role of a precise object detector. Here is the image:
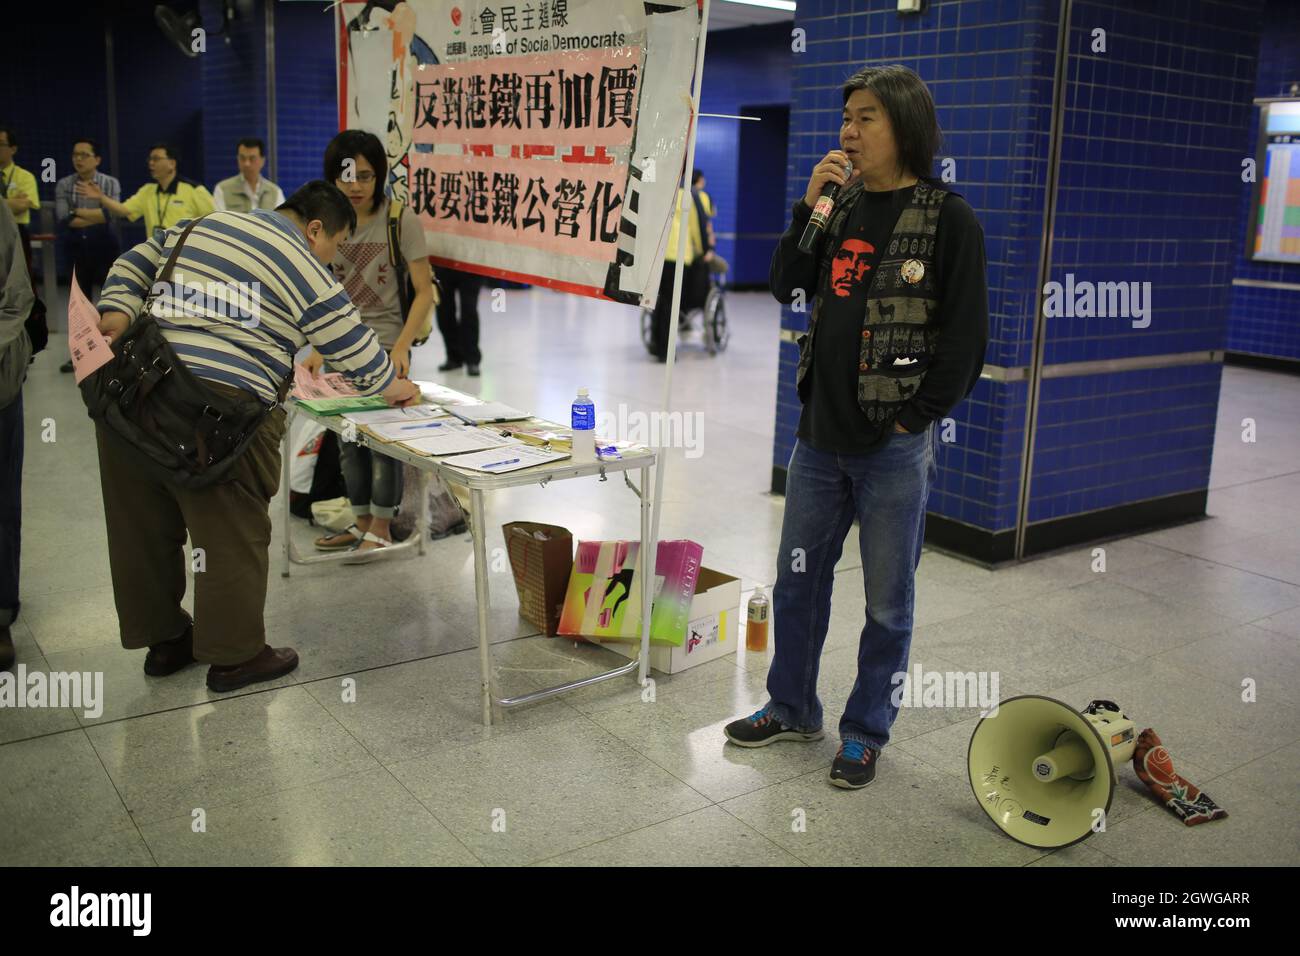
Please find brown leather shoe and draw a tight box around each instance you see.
[206,645,299,693]
[143,623,196,677]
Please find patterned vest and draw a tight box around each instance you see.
[796,179,948,428]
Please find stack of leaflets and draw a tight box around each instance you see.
[412,381,482,407]
[296,395,389,416]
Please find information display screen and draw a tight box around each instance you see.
[1248,100,1300,263]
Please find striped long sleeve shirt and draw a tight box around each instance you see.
[55,171,121,225]
[97,209,395,404]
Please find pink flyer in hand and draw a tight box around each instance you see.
[67,269,113,384]
[292,364,359,400]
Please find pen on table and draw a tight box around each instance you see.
[480,457,521,469]
[399,421,447,431]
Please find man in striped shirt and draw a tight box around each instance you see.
[56,138,122,373]
[93,181,420,692]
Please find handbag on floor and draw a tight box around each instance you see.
[310,496,353,533]
[426,471,467,539]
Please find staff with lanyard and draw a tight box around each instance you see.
[0,126,42,270]
[78,142,215,233]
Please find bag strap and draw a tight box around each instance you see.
[143,216,207,318]
[387,199,413,318]
[146,215,292,408]
[157,216,205,288]
[387,199,404,271]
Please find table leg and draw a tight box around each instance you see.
[470,486,493,726]
[416,472,427,556]
[638,464,652,685]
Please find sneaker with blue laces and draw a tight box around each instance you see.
[723,706,824,747]
[829,741,877,789]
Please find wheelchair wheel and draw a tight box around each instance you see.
[640,307,655,354]
[704,287,729,354]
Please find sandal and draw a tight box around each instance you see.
[342,531,393,564]
[314,523,364,552]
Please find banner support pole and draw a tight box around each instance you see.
[639,0,713,685]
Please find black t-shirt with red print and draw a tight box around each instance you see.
[771,180,987,455]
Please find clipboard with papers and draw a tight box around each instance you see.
[398,426,521,458]
[441,444,570,473]
[365,417,458,443]
[342,405,445,427]
[449,402,531,425]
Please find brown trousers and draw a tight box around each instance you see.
[96,382,286,666]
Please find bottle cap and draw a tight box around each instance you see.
[578,387,589,396]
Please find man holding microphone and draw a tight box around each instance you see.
[725,66,988,788]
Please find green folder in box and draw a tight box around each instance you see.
[295,395,390,415]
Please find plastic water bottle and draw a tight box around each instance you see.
[746,587,770,653]
[571,387,595,462]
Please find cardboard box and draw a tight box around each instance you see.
[601,567,742,674]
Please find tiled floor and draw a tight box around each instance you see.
[3,287,1298,866]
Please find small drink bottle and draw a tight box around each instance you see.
[746,587,770,652]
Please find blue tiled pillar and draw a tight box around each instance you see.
[770,0,1262,562]
[1023,0,1259,553]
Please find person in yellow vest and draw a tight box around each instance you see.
[649,168,715,361]
[76,142,214,233]
[0,125,43,265]
[212,137,285,213]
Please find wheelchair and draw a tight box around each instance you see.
[641,254,730,356]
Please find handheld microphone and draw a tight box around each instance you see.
[797,161,852,254]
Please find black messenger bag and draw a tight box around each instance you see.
[79,217,292,490]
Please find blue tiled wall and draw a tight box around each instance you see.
[199,0,270,189]
[109,8,205,249]
[0,4,203,254]
[201,0,337,196]
[697,24,793,285]
[1229,0,1300,363]
[1030,0,1259,527]
[0,7,110,202]
[1028,363,1221,522]
[0,0,337,262]
[273,1,339,194]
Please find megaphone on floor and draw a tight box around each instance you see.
[967,696,1136,849]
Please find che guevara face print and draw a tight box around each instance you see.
[830,238,874,297]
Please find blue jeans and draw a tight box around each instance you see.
[339,441,404,520]
[765,430,936,751]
